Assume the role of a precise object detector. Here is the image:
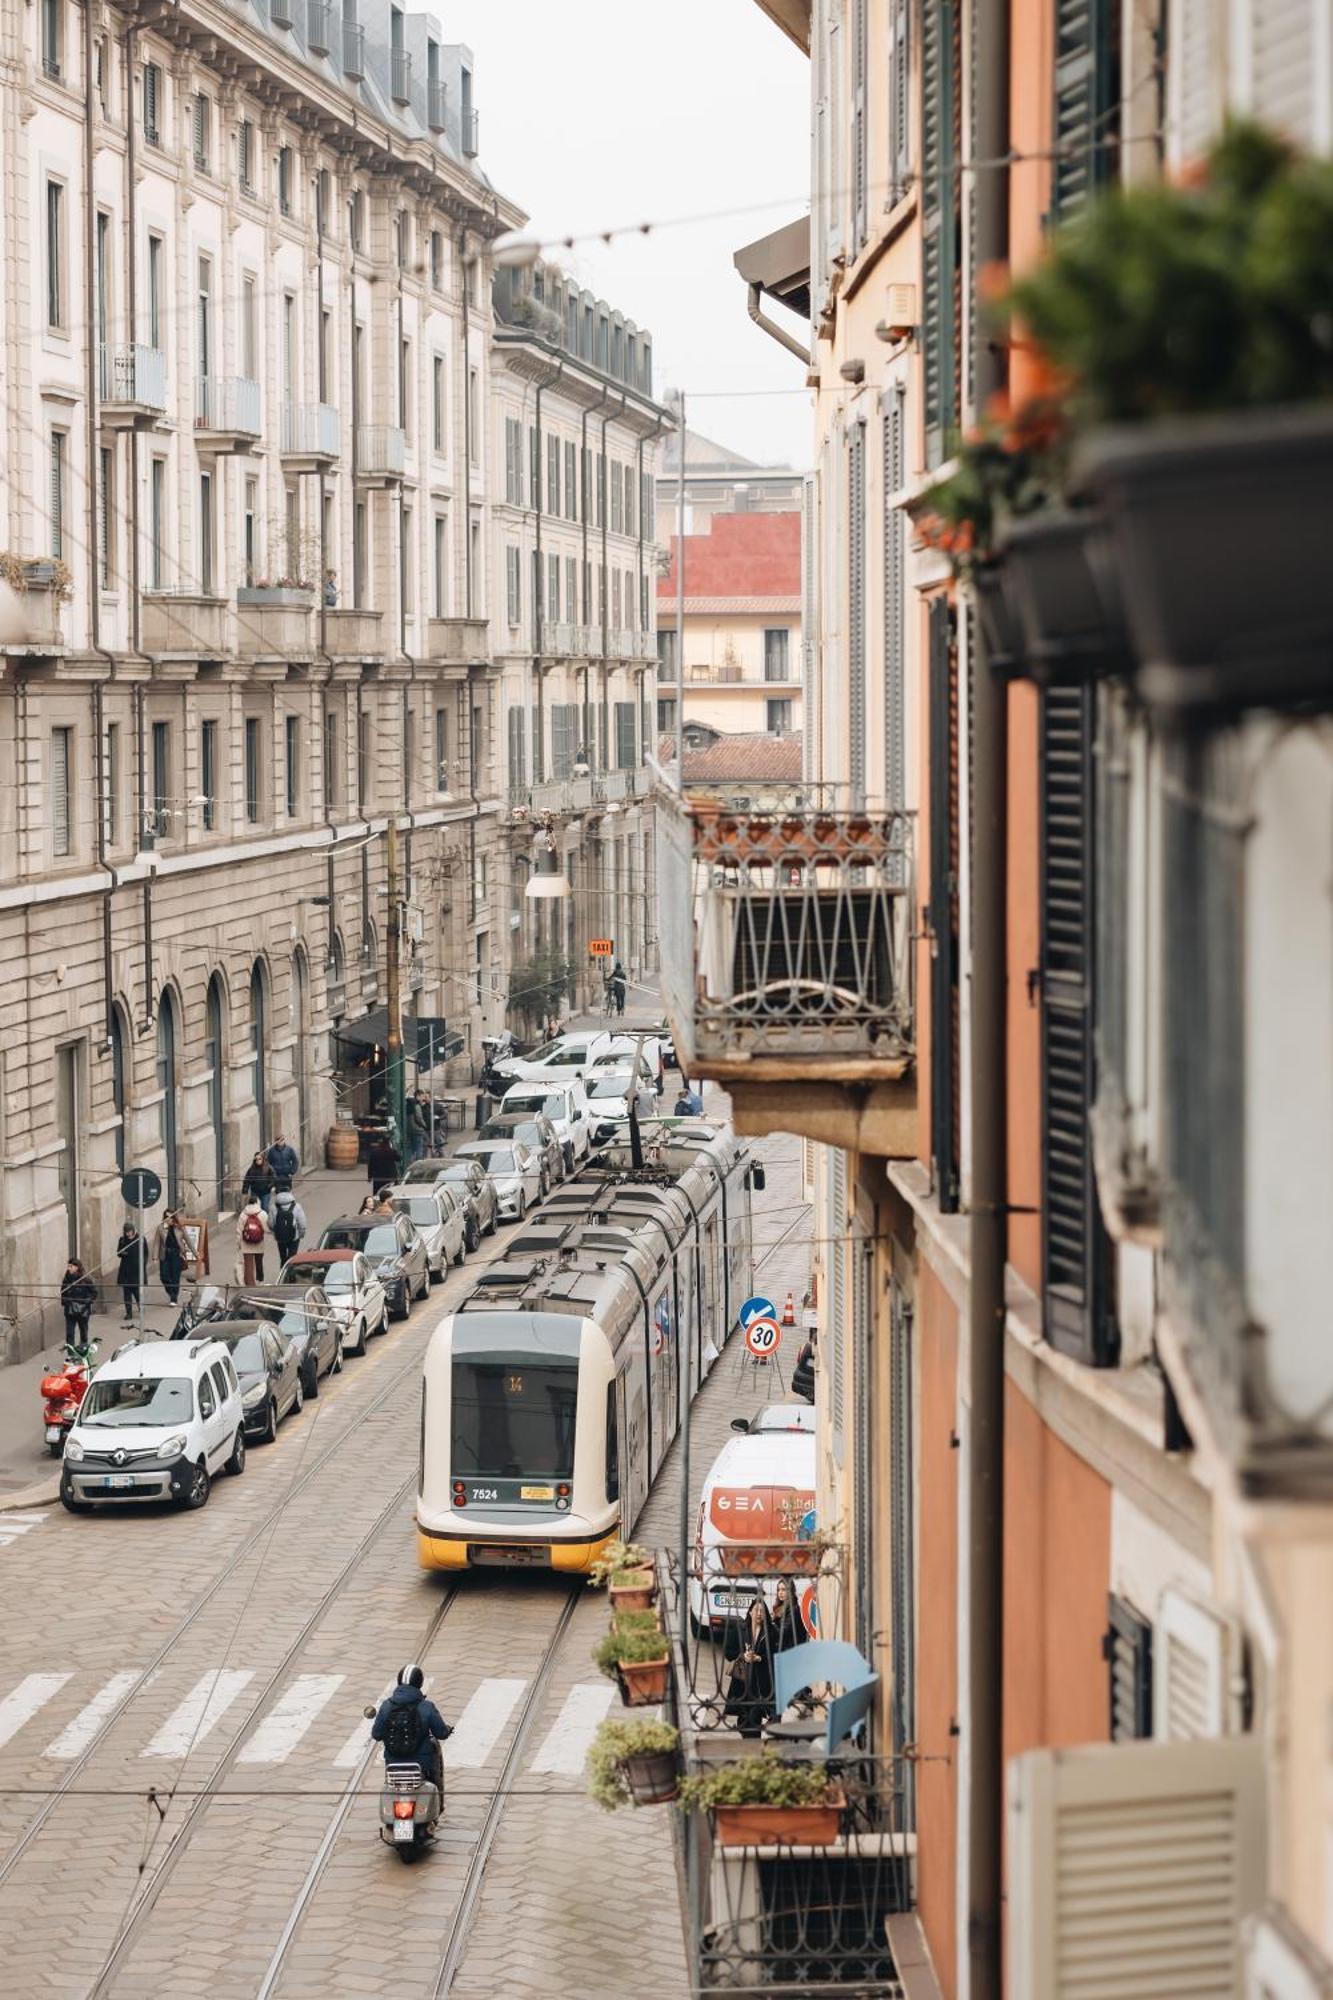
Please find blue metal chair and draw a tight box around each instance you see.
[771,1640,879,1756]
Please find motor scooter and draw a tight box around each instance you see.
[39,1340,98,1455]
[363,1705,444,1862]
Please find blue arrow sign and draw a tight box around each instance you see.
[739,1295,776,1328]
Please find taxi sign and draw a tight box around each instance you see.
[744,1316,781,1358]
[739,1295,776,1328]
[588,938,615,957]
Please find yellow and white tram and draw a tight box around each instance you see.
[416,1119,762,1572]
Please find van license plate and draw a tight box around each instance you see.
[102,1475,135,1489]
[712,1589,752,1611]
[520,1485,554,1501]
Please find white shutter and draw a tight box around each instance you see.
[1008,1734,1267,2000]
[1154,1587,1244,1741]
[829,1150,847,1467]
[1166,0,1225,167]
[1245,1909,1333,1999]
[1247,0,1316,148]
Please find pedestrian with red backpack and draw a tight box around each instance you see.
[236,1199,270,1285]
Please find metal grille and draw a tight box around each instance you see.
[1106,1594,1153,1741]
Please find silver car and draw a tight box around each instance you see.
[385,1185,468,1278]
[454,1138,543,1221]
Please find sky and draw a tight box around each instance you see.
[463,0,812,470]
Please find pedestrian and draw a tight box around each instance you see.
[608,959,627,1017]
[674,1078,704,1116]
[271,1187,307,1267]
[60,1258,98,1349]
[242,1150,276,1216]
[236,1199,270,1285]
[367,1131,401,1195]
[266,1133,299,1192]
[115,1220,146,1325]
[323,568,338,608]
[154,1211,187,1305]
[406,1095,427,1164]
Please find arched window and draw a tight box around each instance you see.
[291,946,310,1159]
[250,959,269,1147]
[205,974,227,1209]
[156,990,179,1209]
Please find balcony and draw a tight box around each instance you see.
[236,589,313,658]
[140,591,226,658]
[307,0,331,52]
[355,424,406,484]
[194,376,261,451]
[426,78,447,131]
[390,47,412,104]
[323,607,385,660]
[342,21,365,78]
[426,616,489,665]
[543,621,578,657]
[658,788,917,1152]
[98,344,167,427]
[269,0,293,25]
[462,106,479,156]
[593,769,630,806]
[280,402,339,470]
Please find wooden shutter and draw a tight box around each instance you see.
[890,0,911,201]
[1008,1734,1267,1999]
[851,1227,872,1653]
[928,598,960,1213]
[847,421,866,803]
[1040,685,1115,1362]
[49,433,64,558]
[830,1153,847,1467]
[882,399,906,821]
[921,0,960,468]
[1154,1588,1244,1741]
[1052,0,1120,220]
[851,0,868,249]
[1105,1593,1153,1741]
[889,1285,915,1804]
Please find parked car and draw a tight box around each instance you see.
[215,1287,343,1398]
[732,1405,817,1436]
[384,1184,467,1278]
[205,1320,305,1443]
[602,1033,666,1090]
[401,1156,498,1243]
[279,1250,388,1356]
[478,1111,563,1195]
[317,1215,431,1320]
[492,1028,613,1088]
[499,1079,593,1171]
[689,1426,817,1641]
[454,1138,543,1221]
[60,1336,247,1513]
[584,1067,657,1144]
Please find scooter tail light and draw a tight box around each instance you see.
[392,1798,416,1819]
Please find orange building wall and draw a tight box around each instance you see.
[917,1257,960,1997]
[1003,1378,1112,1770]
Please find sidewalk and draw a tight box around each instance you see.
[0,1163,373,1507]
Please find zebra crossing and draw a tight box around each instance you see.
[0,1668,617,1777]
[0,1513,47,1551]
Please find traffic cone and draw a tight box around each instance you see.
[782,1291,796,1327]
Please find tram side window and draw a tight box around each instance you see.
[606,1381,619,1503]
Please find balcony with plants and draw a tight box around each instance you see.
[657,785,916,1152]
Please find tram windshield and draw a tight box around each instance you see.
[451,1355,578,1482]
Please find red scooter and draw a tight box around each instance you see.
[40,1342,97,1455]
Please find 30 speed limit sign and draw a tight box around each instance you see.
[744,1315,781,1358]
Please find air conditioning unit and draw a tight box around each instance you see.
[877,284,917,343]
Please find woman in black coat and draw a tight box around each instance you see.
[116,1223,145,1325]
[722,1583,806,1738]
[241,1152,276,1215]
[60,1261,98,1349]
[155,1213,186,1306]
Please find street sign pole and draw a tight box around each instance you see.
[137,1189,145,1341]
[428,1028,437,1149]
[121,1167,162,1342]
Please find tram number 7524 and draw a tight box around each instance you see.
[469,1486,499,1502]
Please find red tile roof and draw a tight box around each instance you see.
[659,731,805,780]
[658,511,801,602]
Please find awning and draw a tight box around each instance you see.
[734,214,811,322]
[333,1010,464,1066]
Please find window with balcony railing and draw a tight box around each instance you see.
[390,47,412,104]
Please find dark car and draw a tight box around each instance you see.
[220,1288,343,1398]
[317,1213,430,1320]
[478,1112,563,1196]
[403,1155,498,1245]
[205,1320,304,1442]
[792,1335,816,1404]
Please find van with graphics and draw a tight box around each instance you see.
[688,1426,817,1640]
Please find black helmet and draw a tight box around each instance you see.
[397,1663,425,1690]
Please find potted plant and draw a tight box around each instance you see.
[586,1717,680,1810]
[676,1751,844,1848]
[594,1616,670,1706]
[1008,122,1333,719]
[588,1539,657,1609]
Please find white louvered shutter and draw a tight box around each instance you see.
[829,1150,847,1466]
[1167,0,1225,167]
[1154,1587,1244,1741]
[1245,1908,1333,1999]
[1008,1734,1267,2000]
[1247,0,1316,149]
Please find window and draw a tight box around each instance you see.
[241,274,258,379]
[142,60,161,146]
[151,719,170,836]
[468,370,479,465]
[611,569,621,628]
[349,188,365,252]
[595,452,604,528]
[319,309,330,401]
[46,180,64,328]
[285,715,300,817]
[199,472,213,593]
[395,210,408,270]
[399,337,410,430]
[48,431,65,558]
[528,426,539,506]
[504,416,523,504]
[41,0,60,79]
[430,230,443,288]
[196,253,212,380]
[610,462,623,533]
[546,434,560,515]
[565,557,578,626]
[403,703,415,802]
[624,463,635,537]
[401,505,414,613]
[763,628,790,681]
[105,721,121,846]
[244,717,260,823]
[432,356,445,452]
[149,458,165,587]
[547,554,559,622]
[614,702,636,771]
[353,500,367,606]
[323,708,339,810]
[51,728,72,857]
[316,167,331,235]
[564,440,577,522]
[433,516,447,616]
[98,448,113,588]
[357,708,372,811]
[282,292,296,399]
[277,145,292,214]
[434,706,449,791]
[766,698,793,735]
[200,717,217,831]
[147,234,163,348]
[505,543,521,626]
[237,118,254,192]
[193,92,211,173]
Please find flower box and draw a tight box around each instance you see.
[622,1748,680,1805]
[237,585,314,608]
[718,1542,819,1578]
[712,1790,845,1849]
[997,509,1130,688]
[617,1654,670,1707]
[1076,407,1333,721]
[608,1571,658,1613]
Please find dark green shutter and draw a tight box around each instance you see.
[890,0,911,202]
[1052,0,1120,219]
[922,0,960,467]
[883,400,906,829]
[1105,1593,1152,1741]
[928,597,959,1213]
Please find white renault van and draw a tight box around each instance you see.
[60,1337,247,1513]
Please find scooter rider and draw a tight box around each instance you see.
[371,1664,452,1791]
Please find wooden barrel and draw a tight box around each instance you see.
[325,1123,359,1169]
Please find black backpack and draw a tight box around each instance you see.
[273,1205,299,1256]
[383,1697,421,1762]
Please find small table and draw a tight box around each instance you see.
[439,1095,467,1134]
[761,1713,828,1758]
